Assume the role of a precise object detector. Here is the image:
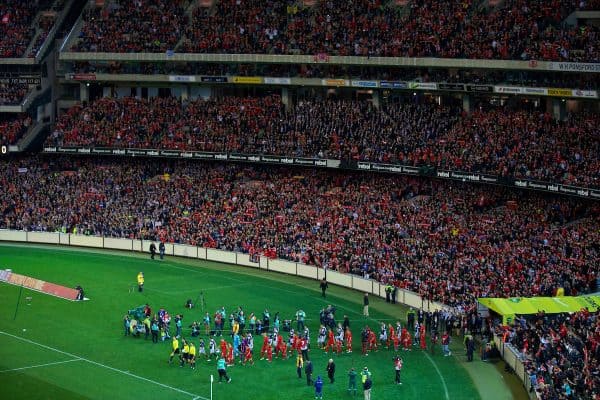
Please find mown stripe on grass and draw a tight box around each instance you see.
[0,331,209,400]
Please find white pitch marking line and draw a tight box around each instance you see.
[0,331,209,400]
[0,358,82,373]
[424,350,451,400]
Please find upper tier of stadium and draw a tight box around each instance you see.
[0,0,66,58]
[45,96,600,189]
[65,0,600,63]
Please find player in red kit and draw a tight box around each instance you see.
[260,333,269,360]
[392,329,400,351]
[226,342,234,365]
[243,345,254,365]
[220,339,228,358]
[345,327,353,353]
[275,334,284,358]
[402,329,411,351]
[324,329,335,353]
[387,324,395,349]
[266,341,273,362]
[368,328,378,352]
[419,325,427,350]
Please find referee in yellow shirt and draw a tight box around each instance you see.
[168,336,179,364]
[180,339,190,367]
[189,342,196,369]
[137,272,144,292]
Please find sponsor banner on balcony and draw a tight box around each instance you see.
[168,75,196,82]
[322,79,349,87]
[407,82,437,90]
[350,80,378,88]
[357,162,419,175]
[572,89,598,98]
[41,147,598,199]
[513,179,598,198]
[437,83,465,91]
[547,88,573,97]
[522,87,547,95]
[200,76,227,83]
[232,76,263,84]
[67,73,97,81]
[264,77,292,85]
[494,85,524,94]
[380,80,408,89]
[547,62,600,73]
[0,76,41,85]
[466,84,494,93]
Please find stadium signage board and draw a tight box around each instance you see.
[466,85,494,93]
[523,87,547,95]
[0,76,41,85]
[168,75,196,82]
[572,89,597,98]
[438,83,465,91]
[380,81,407,89]
[193,152,215,159]
[351,80,378,88]
[200,76,227,83]
[547,88,573,97]
[233,76,263,84]
[264,77,292,85]
[91,148,112,154]
[322,79,349,86]
[494,86,523,94]
[68,73,97,80]
[548,62,600,73]
[401,166,420,175]
[408,82,437,90]
[41,147,599,199]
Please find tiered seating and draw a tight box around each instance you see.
[0,113,32,144]
[72,0,188,53]
[1,158,598,311]
[48,96,600,187]
[70,0,600,60]
[502,310,600,399]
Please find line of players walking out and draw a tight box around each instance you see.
[165,308,453,376]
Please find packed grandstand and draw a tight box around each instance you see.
[1,0,599,399]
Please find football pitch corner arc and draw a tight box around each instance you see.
[0,244,484,400]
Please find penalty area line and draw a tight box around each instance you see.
[0,358,82,373]
[0,331,209,400]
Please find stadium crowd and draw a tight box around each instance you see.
[1,158,598,313]
[73,0,188,53]
[0,81,29,105]
[71,0,600,62]
[0,0,37,58]
[502,309,600,399]
[47,96,600,188]
[0,0,61,58]
[0,114,32,144]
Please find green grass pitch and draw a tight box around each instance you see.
[0,244,483,400]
